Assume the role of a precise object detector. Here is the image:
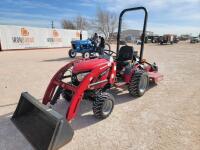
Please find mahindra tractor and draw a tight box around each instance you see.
[11,7,163,150]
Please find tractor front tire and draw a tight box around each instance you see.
[82,52,90,58]
[128,70,149,97]
[93,92,115,119]
[61,90,72,102]
[68,49,76,58]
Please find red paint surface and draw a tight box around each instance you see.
[72,58,108,74]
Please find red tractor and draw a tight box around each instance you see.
[12,7,163,150]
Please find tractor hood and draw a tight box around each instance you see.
[71,40,91,45]
[72,58,109,74]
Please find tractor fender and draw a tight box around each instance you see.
[125,64,142,83]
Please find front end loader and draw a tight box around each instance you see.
[11,93,74,150]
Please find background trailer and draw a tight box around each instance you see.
[0,25,88,50]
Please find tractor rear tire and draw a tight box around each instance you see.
[128,70,149,97]
[82,52,90,58]
[68,49,76,58]
[93,92,115,119]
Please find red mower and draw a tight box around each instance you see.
[12,7,163,150]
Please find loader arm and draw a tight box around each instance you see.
[42,59,79,105]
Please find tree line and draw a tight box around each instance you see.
[61,8,118,40]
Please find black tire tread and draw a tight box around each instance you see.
[82,52,90,58]
[93,92,114,119]
[61,90,72,102]
[128,70,149,97]
[68,49,76,58]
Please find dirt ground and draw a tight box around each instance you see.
[0,42,199,150]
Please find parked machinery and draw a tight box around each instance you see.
[11,7,163,150]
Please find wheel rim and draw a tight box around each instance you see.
[84,52,90,58]
[102,99,113,115]
[95,53,99,57]
[71,50,76,57]
[139,75,148,93]
[105,44,110,50]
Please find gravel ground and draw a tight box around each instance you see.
[0,42,199,150]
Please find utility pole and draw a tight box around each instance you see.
[51,20,55,29]
[80,21,83,40]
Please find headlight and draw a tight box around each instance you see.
[76,72,89,82]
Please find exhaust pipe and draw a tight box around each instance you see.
[11,92,74,150]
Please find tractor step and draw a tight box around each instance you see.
[114,82,127,88]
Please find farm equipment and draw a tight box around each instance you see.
[145,35,160,43]
[68,39,111,58]
[11,7,163,150]
[190,37,200,43]
[159,34,175,45]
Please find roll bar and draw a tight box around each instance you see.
[116,7,148,63]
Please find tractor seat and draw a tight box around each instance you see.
[116,46,135,71]
[117,46,135,62]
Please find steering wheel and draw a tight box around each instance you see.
[103,49,116,56]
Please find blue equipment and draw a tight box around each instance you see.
[68,39,110,58]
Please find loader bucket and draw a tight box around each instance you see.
[11,92,74,150]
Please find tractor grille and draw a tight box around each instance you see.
[71,74,79,86]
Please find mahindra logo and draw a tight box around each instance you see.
[21,28,29,36]
[12,28,34,44]
[53,30,59,37]
[76,31,80,37]
[47,29,61,42]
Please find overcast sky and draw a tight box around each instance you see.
[0,0,199,35]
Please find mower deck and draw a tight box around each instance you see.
[148,72,164,83]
